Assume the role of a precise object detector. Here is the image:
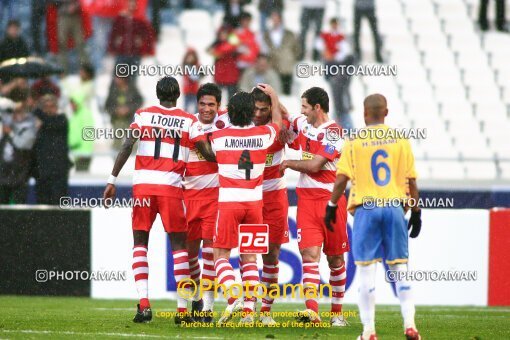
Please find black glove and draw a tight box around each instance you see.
[408,209,422,238]
[324,203,337,232]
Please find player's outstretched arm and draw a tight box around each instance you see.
[257,83,282,131]
[280,155,328,174]
[324,174,349,232]
[407,178,422,238]
[195,140,216,162]
[103,135,137,204]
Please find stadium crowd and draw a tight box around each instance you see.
[0,0,507,205]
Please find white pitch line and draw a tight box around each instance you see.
[1,330,224,339]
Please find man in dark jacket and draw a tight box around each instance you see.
[0,20,30,63]
[32,94,72,205]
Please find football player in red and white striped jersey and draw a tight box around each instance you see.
[103,77,215,324]
[183,83,230,321]
[210,86,283,325]
[249,87,290,325]
[280,87,349,326]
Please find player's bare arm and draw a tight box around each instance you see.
[103,134,138,202]
[195,140,216,162]
[257,83,282,130]
[280,154,329,174]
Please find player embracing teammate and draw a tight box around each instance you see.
[103,77,216,323]
[183,83,230,321]
[280,87,349,326]
[250,87,290,325]
[210,85,283,325]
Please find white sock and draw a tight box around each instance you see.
[203,290,215,311]
[389,263,416,329]
[358,263,377,334]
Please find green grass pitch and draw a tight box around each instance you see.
[1,296,509,339]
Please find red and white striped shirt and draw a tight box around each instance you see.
[289,114,344,200]
[129,105,204,197]
[262,119,290,201]
[210,122,279,209]
[183,112,231,200]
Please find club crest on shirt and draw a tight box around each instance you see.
[216,120,225,129]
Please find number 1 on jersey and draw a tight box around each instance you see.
[238,150,253,180]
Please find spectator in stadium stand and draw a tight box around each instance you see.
[299,0,326,61]
[353,0,383,63]
[105,75,143,151]
[0,91,37,204]
[235,12,260,74]
[258,0,283,33]
[208,25,240,101]
[32,94,72,205]
[66,63,95,172]
[239,54,282,93]
[181,48,203,114]
[221,0,249,28]
[479,0,508,32]
[51,0,91,74]
[31,0,47,55]
[84,0,149,71]
[0,19,30,63]
[30,77,61,101]
[261,11,300,95]
[317,17,355,130]
[108,0,156,78]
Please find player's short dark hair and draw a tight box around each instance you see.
[228,91,254,127]
[239,12,252,21]
[301,87,329,113]
[330,17,339,25]
[156,76,180,103]
[251,87,271,106]
[81,63,95,79]
[196,83,222,104]
[7,19,20,28]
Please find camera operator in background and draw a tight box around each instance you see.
[0,89,37,204]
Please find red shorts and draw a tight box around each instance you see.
[296,196,349,256]
[263,189,289,244]
[132,196,187,233]
[185,199,218,241]
[213,208,263,249]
